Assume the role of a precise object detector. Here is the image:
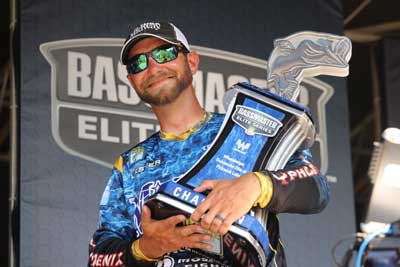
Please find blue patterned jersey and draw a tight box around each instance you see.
[88,112,329,267]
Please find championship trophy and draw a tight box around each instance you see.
[146,32,352,267]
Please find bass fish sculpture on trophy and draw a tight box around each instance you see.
[146,31,352,267]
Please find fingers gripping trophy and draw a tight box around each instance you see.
[146,31,352,267]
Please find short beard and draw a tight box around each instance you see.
[139,62,193,106]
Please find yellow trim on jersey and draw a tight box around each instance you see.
[113,156,123,173]
[159,111,212,141]
[131,239,160,262]
[253,171,274,208]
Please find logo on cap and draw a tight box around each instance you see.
[131,22,161,37]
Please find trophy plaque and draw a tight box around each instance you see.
[146,31,352,267]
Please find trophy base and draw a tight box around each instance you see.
[146,189,266,267]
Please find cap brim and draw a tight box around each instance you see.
[120,33,182,64]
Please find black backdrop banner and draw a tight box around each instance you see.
[383,38,400,128]
[20,1,355,266]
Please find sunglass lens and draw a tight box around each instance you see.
[136,54,148,72]
[152,46,177,64]
[127,54,148,74]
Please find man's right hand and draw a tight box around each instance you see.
[137,205,213,259]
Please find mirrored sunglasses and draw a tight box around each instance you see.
[126,44,188,74]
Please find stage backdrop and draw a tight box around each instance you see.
[19,1,355,266]
[383,38,400,129]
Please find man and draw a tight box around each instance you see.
[88,21,329,267]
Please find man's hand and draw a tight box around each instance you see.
[138,205,212,259]
[191,173,261,235]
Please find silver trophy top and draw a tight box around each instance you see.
[266,31,352,101]
[223,31,352,110]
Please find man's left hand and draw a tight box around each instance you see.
[191,173,261,235]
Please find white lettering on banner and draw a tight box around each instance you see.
[121,121,130,144]
[77,114,155,143]
[92,56,118,102]
[68,51,91,98]
[78,115,97,140]
[100,117,119,143]
[67,51,140,103]
[117,63,141,105]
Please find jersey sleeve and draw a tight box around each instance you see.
[88,156,149,267]
[260,149,330,214]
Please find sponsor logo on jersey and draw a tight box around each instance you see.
[130,147,144,163]
[156,256,175,267]
[271,160,319,185]
[176,255,228,267]
[133,159,162,175]
[89,252,124,267]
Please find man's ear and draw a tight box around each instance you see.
[186,51,200,75]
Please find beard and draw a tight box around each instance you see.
[137,62,193,106]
